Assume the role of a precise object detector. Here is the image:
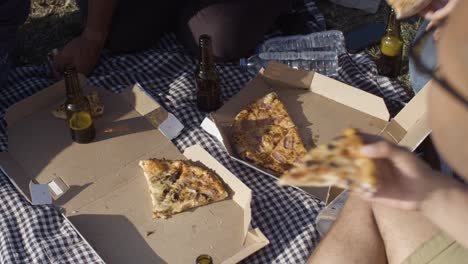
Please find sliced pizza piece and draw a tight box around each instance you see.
[232,92,307,175]
[387,0,432,19]
[52,91,104,119]
[279,128,378,192]
[139,159,228,218]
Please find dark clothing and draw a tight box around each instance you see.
[77,0,291,60]
[0,0,30,88]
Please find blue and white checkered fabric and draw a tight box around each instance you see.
[0,1,411,263]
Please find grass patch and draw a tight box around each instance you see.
[17,0,80,65]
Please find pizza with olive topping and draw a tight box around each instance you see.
[279,128,378,192]
[232,92,307,175]
[139,159,228,218]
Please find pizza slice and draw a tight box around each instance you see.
[387,0,432,19]
[52,91,104,119]
[139,159,229,218]
[279,128,378,192]
[232,92,307,175]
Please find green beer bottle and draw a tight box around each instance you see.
[195,34,221,112]
[63,66,96,144]
[379,8,404,78]
[196,254,213,264]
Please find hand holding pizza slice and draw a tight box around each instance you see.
[279,128,379,193]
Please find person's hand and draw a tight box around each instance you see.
[359,139,449,211]
[420,0,460,31]
[53,30,105,77]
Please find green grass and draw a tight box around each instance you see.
[17,0,80,65]
[19,0,419,93]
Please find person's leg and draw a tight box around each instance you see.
[308,194,387,264]
[76,0,179,53]
[372,203,440,264]
[176,0,291,61]
[0,0,30,88]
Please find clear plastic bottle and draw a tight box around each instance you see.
[240,51,338,76]
[259,30,346,54]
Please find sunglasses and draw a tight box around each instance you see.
[409,22,468,108]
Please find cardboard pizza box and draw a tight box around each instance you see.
[202,61,430,204]
[0,78,268,263]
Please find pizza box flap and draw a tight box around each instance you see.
[261,62,390,121]
[59,144,267,264]
[183,145,269,264]
[380,82,430,150]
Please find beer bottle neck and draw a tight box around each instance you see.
[386,10,401,37]
[199,38,215,71]
[64,68,84,99]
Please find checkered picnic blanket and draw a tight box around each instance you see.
[0,1,411,263]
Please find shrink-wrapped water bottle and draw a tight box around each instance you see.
[240,51,339,76]
[240,30,346,76]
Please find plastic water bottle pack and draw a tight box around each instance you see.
[240,30,346,76]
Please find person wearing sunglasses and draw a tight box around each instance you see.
[410,0,459,94]
[308,1,468,264]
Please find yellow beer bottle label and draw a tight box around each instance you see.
[69,111,93,131]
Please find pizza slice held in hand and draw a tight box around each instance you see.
[232,92,307,175]
[279,128,378,192]
[139,159,229,219]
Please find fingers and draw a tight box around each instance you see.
[426,20,436,31]
[423,0,459,31]
[420,0,447,17]
[358,133,383,144]
[360,140,409,159]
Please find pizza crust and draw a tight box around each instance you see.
[387,0,432,19]
[279,128,378,193]
[139,159,229,218]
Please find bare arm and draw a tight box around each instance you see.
[307,194,387,264]
[421,178,468,248]
[359,140,468,248]
[53,0,116,75]
[82,0,116,44]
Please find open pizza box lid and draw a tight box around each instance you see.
[0,77,268,263]
[202,61,430,204]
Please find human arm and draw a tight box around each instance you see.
[420,0,459,31]
[359,140,468,248]
[53,0,116,76]
[420,176,468,248]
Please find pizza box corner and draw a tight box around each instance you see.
[0,77,268,264]
[203,61,431,204]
